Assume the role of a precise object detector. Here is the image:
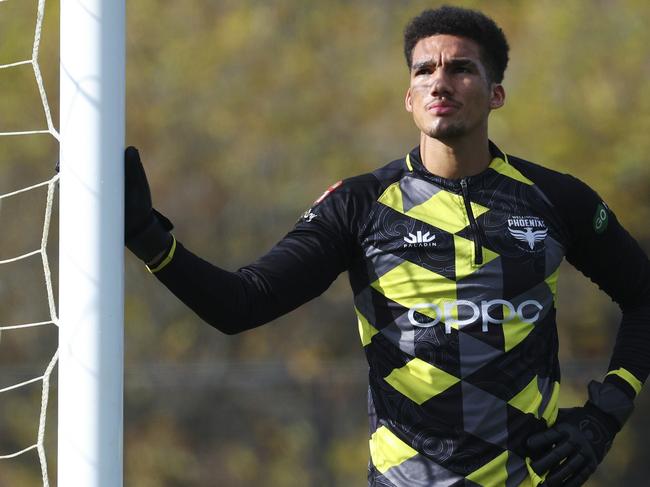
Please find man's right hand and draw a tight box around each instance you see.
[124,146,174,265]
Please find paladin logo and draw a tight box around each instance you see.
[403,230,436,248]
[302,209,317,222]
[507,215,547,250]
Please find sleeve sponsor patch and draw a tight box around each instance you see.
[300,180,343,223]
[301,209,318,222]
[593,201,609,234]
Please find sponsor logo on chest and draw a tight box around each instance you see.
[408,299,544,334]
[403,230,437,248]
[507,215,548,250]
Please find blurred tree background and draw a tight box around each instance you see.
[0,0,649,485]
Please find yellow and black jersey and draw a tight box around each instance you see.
[154,142,650,487]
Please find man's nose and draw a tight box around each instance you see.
[430,69,453,97]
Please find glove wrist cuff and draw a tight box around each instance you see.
[587,380,634,429]
[126,213,173,263]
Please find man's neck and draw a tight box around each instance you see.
[419,131,492,179]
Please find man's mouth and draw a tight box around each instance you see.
[427,100,460,115]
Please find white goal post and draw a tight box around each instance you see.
[58,0,125,486]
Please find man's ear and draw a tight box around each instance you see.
[405,87,413,113]
[490,84,506,110]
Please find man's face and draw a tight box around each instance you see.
[405,34,505,141]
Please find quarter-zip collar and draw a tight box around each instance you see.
[405,140,506,192]
[404,141,507,266]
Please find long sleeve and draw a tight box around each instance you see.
[509,158,650,397]
[561,178,650,396]
[151,176,375,334]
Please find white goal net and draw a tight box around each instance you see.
[0,0,59,485]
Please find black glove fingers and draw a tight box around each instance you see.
[124,146,156,241]
[124,145,139,166]
[125,146,151,197]
[527,392,624,486]
[124,146,174,261]
[527,428,564,453]
[530,439,575,474]
[545,452,585,485]
[554,407,578,422]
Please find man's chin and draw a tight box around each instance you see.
[425,124,466,141]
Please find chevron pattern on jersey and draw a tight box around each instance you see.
[384,357,460,404]
[357,305,379,346]
[369,426,418,473]
[488,157,534,186]
[507,376,560,426]
[378,178,490,235]
[465,450,509,486]
[357,159,564,486]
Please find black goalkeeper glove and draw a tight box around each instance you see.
[124,146,174,264]
[526,380,634,487]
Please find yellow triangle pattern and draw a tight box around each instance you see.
[507,375,542,418]
[377,181,404,213]
[356,307,379,347]
[369,425,418,474]
[377,180,490,236]
[466,450,509,487]
[406,190,489,235]
[371,259,457,322]
[489,157,534,186]
[541,381,560,426]
[502,305,536,352]
[545,268,560,305]
[384,358,460,405]
[454,235,500,279]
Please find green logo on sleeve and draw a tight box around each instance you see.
[593,202,609,234]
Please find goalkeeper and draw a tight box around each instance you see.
[125,6,650,487]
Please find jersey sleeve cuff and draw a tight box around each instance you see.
[605,368,643,397]
[147,235,177,274]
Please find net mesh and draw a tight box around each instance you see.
[0,0,58,485]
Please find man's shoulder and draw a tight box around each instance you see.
[371,156,410,185]
[334,155,409,198]
[506,153,591,195]
[506,153,569,182]
[505,153,604,227]
[300,156,407,232]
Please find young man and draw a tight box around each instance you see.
[125,6,650,487]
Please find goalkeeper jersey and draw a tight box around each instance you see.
[154,142,650,487]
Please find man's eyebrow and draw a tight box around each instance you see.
[411,60,435,71]
[411,58,478,71]
[448,58,478,68]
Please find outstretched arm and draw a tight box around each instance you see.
[150,226,351,334]
[125,147,359,334]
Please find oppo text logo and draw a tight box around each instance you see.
[407,299,543,334]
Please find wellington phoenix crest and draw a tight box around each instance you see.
[507,215,547,250]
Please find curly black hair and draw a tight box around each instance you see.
[403,6,510,83]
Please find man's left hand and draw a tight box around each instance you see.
[526,402,620,486]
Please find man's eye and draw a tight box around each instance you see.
[415,68,431,76]
[454,65,472,74]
